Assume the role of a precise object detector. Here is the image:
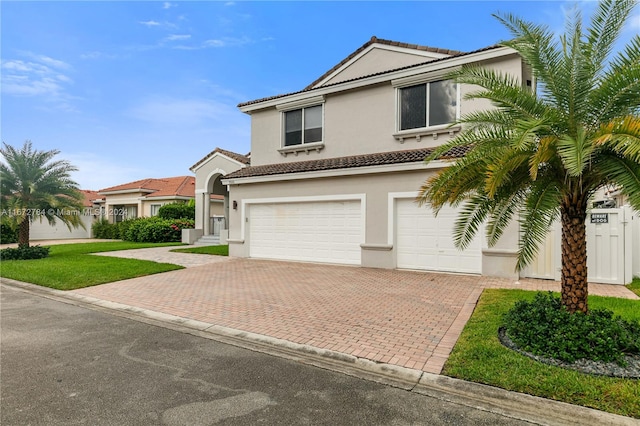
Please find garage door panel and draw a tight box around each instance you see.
[249,201,362,265]
[396,199,481,273]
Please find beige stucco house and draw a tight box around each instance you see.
[214,37,527,278]
[194,36,638,283]
[98,176,220,223]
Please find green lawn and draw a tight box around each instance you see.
[170,245,228,256]
[0,242,184,291]
[444,289,640,418]
[627,277,640,297]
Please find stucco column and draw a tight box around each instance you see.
[223,195,229,230]
[203,192,211,235]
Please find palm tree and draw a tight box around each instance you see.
[417,0,640,314]
[0,141,85,247]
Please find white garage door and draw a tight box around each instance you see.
[249,201,362,265]
[396,199,482,273]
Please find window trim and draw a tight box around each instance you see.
[150,203,162,216]
[395,79,460,135]
[277,97,325,155]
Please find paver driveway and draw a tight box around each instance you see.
[72,256,638,374]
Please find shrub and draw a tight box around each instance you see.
[158,202,195,220]
[116,218,139,240]
[123,217,194,243]
[503,292,640,365]
[0,222,18,243]
[0,245,50,260]
[92,219,119,239]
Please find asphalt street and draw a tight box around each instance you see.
[0,285,535,426]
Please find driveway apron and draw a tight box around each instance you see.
[71,255,638,374]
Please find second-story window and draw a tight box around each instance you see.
[399,80,458,131]
[284,105,323,146]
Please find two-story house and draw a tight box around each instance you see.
[213,37,531,278]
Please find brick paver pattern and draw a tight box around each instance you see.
[72,255,638,375]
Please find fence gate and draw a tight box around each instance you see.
[523,206,633,285]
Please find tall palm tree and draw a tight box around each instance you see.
[0,141,85,247]
[417,0,640,314]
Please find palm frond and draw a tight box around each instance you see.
[493,12,564,104]
[557,126,596,176]
[529,135,559,180]
[453,66,548,120]
[517,180,561,270]
[484,149,531,197]
[597,155,640,210]
[585,0,637,75]
[451,195,491,250]
[590,34,640,122]
[594,116,640,162]
[485,192,525,247]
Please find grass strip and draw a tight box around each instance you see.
[170,245,228,256]
[0,242,184,291]
[627,277,640,297]
[443,289,640,418]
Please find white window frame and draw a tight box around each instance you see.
[392,71,461,142]
[150,203,162,216]
[396,80,460,132]
[276,96,325,156]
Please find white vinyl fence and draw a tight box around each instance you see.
[523,206,636,285]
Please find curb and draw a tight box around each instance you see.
[2,278,638,426]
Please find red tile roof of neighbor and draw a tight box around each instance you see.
[224,146,470,180]
[99,176,198,198]
[79,189,102,207]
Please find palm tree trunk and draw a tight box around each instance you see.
[560,206,588,314]
[18,219,30,247]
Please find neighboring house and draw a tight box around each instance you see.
[203,36,636,283]
[98,176,221,223]
[189,148,250,244]
[29,189,101,240]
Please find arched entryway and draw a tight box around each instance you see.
[199,170,229,240]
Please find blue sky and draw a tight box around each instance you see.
[2,1,638,190]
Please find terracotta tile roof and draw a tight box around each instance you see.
[305,36,462,90]
[238,40,502,109]
[79,189,102,207]
[190,147,251,171]
[99,176,196,198]
[223,146,469,180]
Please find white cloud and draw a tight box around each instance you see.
[1,55,74,107]
[2,60,34,72]
[1,75,62,97]
[163,2,174,9]
[55,74,73,83]
[80,51,117,60]
[203,39,225,48]
[203,36,250,48]
[165,34,191,42]
[171,45,199,51]
[35,54,71,70]
[139,20,161,27]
